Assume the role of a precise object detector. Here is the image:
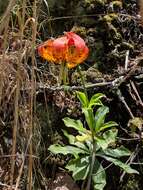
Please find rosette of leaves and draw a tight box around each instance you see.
[49,91,139,190]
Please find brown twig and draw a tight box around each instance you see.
[0,182,15,189]
[10,0,27,188]
[0,0,17,35]
[130,80,143,109]
[116,89,134,119]
[27,1,37,190]
[120,144,140,182]
[15,135,32,190]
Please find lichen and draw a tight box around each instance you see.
[118,42,134,51]
[71,26,87,37]
[112,0,122,9]
[102,13,118,23]
[121,175,141,190]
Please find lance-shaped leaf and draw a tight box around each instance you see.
[98,121,118,133]
[101,155,139,174]
[95,106,109,133]
[76,91,89,108]
[82,108,95,131]
[96,129,118,150]
[92,159,106,190]
[98,146,131,158]
[88,93,105,108]
[48,144,88,158]
[62,129,75,144]
[66,156,90,180]
[63,117,86,133]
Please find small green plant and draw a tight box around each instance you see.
[48,91,139,190]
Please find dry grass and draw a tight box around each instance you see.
[0,0,43,189]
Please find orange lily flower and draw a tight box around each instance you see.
[38,32,89,68]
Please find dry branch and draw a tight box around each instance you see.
[0,0,17,34]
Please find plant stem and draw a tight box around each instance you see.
[63,63,68,85]
[86,135,96,190]
[59,61,67,85]
[77,65,88,98]
[81,179,86,190]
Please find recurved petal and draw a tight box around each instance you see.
[66,46,89,68]
[38,39,56,62]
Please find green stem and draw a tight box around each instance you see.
[63,63,68,85]
[59,62,68,85]
[86,135,96,190]
[77,65,88,98]
[81,179,86,190]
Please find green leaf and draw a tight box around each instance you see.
[76,133,92,142]
[62,130,90,153]
[95,106,109,133]
[103,128,118,141]
[98,121,118,132]
[63,117,86,133]
[48,144,87,158]
[85,139,93,151]
[66,156,90,180]
[76,91,89,108]
[74,141,90,153]
[82,108,95,131]
[62,130,75,144]
[88,93,105,108]
[92,159,106,190]
[96,137,109,150]
[96,129,118,150]
[101,156,139,174]
[102,146,131,158]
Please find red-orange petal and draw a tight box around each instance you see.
[37,32,89,68]
[52,36,67,62]
[65,32,89,68]
[38,39,56,62]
